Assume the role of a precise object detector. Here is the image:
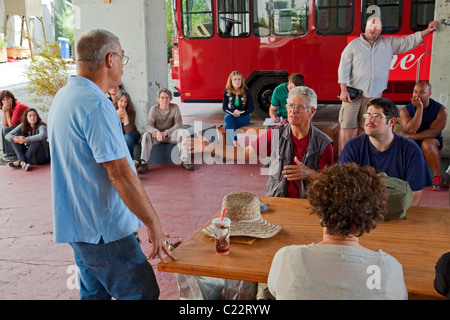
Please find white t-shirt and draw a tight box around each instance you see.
[268,243,408,300]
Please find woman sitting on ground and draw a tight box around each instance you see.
[1,90,29,162]
[222,71,254,146]
[5,108,50,171]
[268,163,408,300]
[113,90,141,160]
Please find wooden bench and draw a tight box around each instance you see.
[218,121,340,162]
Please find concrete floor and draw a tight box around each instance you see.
[1,95,449,300]
[1,61,448,299]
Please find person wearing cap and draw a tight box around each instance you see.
[268,163,408,299]
[186,85,334,199]
[338,97,431,206]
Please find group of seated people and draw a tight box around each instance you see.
[185,79,449,299]
[200,77,445,206]
[1,86,194,173]
[2,73,449,299]
[1,90,50,171]
[108,85,194,173]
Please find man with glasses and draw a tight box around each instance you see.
[187,86,334,199]
[339,97,431,206]
[48,29,175,300]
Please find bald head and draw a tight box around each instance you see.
[365,17,383,42]
[76,29,120,71]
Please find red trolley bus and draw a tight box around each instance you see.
[170,0,435,118]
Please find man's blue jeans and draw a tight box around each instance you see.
[69,233,159,300]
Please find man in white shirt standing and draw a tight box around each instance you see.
[337,17,438,152]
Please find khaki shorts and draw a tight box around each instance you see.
[338,95,379,129]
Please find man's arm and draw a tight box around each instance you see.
[400,105,423,134]
[400,107,447,140]
[186,132,257,163]
[102,157,176,262]
[337,44,354,102]
[269,104,280,122]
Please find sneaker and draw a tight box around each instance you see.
[137,163,148,174]
[8,161,21,169]
[432,174,445,191]
[180,162,194,170]
[21,162,30,171]
[1,155,18,163]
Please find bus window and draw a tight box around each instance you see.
[362,0,402,34]
[217,0,250,37]
[411,0,435,31]
[316,0,354,35]
[182,0,213,38]
[273,0,308,36]
[253,0,271,37]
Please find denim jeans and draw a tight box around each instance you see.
[224,113,251,145]
[69,233,159,300]
[124,131,141,160]
[12,141,49,164]
[2,126,16,157]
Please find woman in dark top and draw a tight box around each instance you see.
[222,71,254,146]
[113,90,141,160]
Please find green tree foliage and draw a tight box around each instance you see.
[24,41,69,112]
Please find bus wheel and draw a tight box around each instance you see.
[250,76,286,119]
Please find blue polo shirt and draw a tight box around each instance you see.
[48,76,142,244]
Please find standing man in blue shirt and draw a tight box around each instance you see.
[399,81,447,191]
[48,29,175,300]
[339,97,431,206]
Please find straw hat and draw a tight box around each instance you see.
[202,192,282,239]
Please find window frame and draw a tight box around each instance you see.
[361,0,403,34]
[217,0,251,38]
[181,0,214,39]
[315,0,354,36]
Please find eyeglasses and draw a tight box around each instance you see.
[111,52,129,65]
[362,113,385,120]
[286,103,310,112]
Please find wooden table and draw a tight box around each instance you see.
[158,196,450,299]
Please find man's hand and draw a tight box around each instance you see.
[155,130,168,142]
[184,132,210,154]
[282,157,316,181]
[422,20,438,38]
[146,226,176,263]
[339,89,352,102]
[410,96,424,109]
